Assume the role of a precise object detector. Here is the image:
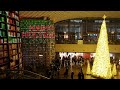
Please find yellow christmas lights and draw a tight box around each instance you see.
[91,15,112,79]
[112,63,117,76]
[86,60,91,75]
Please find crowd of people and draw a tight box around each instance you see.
[45,55,88,79]
[23,54,95,79]
[61,55,85,67]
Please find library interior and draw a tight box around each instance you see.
[0,11,120,79]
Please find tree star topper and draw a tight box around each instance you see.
[103,15,107,20]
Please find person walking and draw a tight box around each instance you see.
[64,68,69,79]
[78,67,84,79]
[71,71,74,79]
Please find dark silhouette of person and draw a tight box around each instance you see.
[62,56,65,67]
[46,68,49,77]
[57,70,60,78]
[74,56,77,65]
[71,71,74,79]
[46,68,51,78]
[78,67,84,79]
[64,68,69,79]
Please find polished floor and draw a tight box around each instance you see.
[32,62,120,79]
[57,63,120,79]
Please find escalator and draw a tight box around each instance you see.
[2,69,50,79]
[0,63,50,79]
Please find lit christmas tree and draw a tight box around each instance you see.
[91,15,112,79]
[86,60,91,75]
[112,63,117,76]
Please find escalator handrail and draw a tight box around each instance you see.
[24,70,49,79]
[10,62,23,69]
[5,69,50,79]
[0,62,50,79]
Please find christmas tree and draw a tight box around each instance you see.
[112,63,117,76]
[86,60,91,75]
[91,15,112,79]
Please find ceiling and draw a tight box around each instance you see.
[19,11,120,23]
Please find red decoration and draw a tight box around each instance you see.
[36,26,40,31]
[83,53,90,59]
[22,32,55,38]
[29,25,54,31]
[22,25,54,38]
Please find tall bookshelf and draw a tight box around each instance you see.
[20,17,55,71]
[0,11,22,79]
[0,11,9,78]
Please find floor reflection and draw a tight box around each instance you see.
[58,63,120,79]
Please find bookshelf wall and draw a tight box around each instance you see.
[20,18,55,69]
[0,11,22,78]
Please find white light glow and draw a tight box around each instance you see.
[59,52,83,59]
[39,54,43,57]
